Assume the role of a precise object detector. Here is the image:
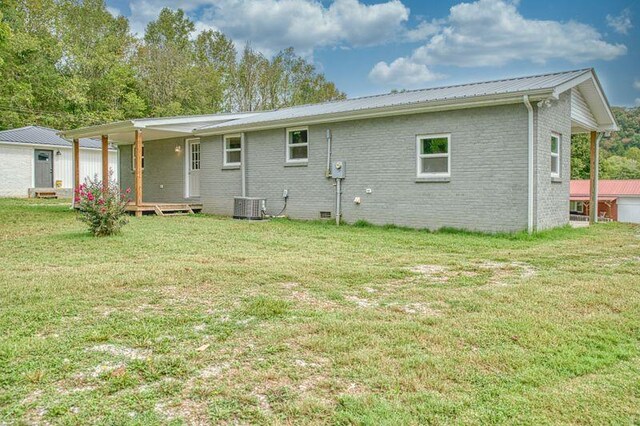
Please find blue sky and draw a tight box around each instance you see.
[105,0,639,106]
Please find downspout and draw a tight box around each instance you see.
[523,95,534,234]
[594,132,603,222]
[325,129,332,178]
[241,132,246,197]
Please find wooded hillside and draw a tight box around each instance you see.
[0,0,345,131]
[571,107,640,180]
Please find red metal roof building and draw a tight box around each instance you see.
[570,180,640,223]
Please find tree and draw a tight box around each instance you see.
[144,8,194,50]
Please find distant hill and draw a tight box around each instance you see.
[571,107,640,179]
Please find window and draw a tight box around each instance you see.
[286,127,308,163]
[132,144,144,170]
[189,140,200,171]
[224,134,242,167]
[416,134,450,178]
[570,201,584,213]
[551,133,560,178]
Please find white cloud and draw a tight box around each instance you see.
[405,20,440,42]
[634,79,640,90]
[106,6,121,17]
[198,0,409,55]
[123,0,409,54]
[370,0,626,86]
[606,9,632,35]
[369,58,442,87]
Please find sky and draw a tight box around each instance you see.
[104,0,640,107]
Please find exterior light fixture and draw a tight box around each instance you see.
[175,145,182,153]
[55,150,62,156]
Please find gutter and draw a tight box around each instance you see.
[523,95,534,234]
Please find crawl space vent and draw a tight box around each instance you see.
[319,211,332,219]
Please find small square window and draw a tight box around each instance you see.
[417,134,450,178]
[286,127,308,163]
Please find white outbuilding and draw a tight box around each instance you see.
[0,126,117,198]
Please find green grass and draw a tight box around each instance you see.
[0,198,639,425]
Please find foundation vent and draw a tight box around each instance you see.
[319,211,332,219]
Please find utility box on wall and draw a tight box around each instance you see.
[331,160,346,179]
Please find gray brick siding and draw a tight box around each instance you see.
[533,91,572,230]
[200,104,531,232]
[118,137,198,203]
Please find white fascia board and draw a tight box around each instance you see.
[194,90,554,136]
[0,141,116,151]
[60,121,138,139]
[139,113,257,127]
[554,69,618,131]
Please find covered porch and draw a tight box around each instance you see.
[61,114,253,216]
[568,72,618,224]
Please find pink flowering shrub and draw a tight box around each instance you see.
[75,170,130,236]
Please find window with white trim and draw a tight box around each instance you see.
[570,201,584,213]
[286,127,308,163]
[551,133,561,178]
[190,140,201,171]
[416,134,450,178]
[132,144,144,170]
[224,134,242,166]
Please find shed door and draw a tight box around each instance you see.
[618,198,640,223]
[34,150,53,188]
[188,139,200,197]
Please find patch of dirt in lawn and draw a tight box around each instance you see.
[409,264,450,282]
[345,295,378,308]
[155,400,209,426]
[479,261,536,286]
[398,262,536,287]
[88,344,151,360]
[388,302,444,316]
[280,282,339,310]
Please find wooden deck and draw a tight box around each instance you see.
[125,202,203,216]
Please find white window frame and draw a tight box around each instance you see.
[286,126,309,163]
[416,133,451,178]
[187,138,201,171]
[223,134,242,167]
[551,132,561,178]
[131,143,144,171]
[570,201,584,213]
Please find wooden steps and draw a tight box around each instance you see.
[125,202,202,216]
[34,190,58,199]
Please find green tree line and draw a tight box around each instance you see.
[572,107,640,180]
[0,0,345,130]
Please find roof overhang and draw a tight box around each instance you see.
[60,113,258,144]
[194,90,555,136]
[557,69,618,133]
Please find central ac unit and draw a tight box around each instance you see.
[233,197,266,220]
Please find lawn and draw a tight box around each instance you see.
[0,198,639,425]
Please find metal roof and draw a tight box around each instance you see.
[196,69,601,134]
[571,180,640,197]
[61,112,258,143]
[0,126,111,149]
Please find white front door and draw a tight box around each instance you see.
[187,139,200,197]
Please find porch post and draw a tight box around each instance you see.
[589,131,598,224]
[101,135,109,192]
[134,129,143,217]
[73,138,80,208]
